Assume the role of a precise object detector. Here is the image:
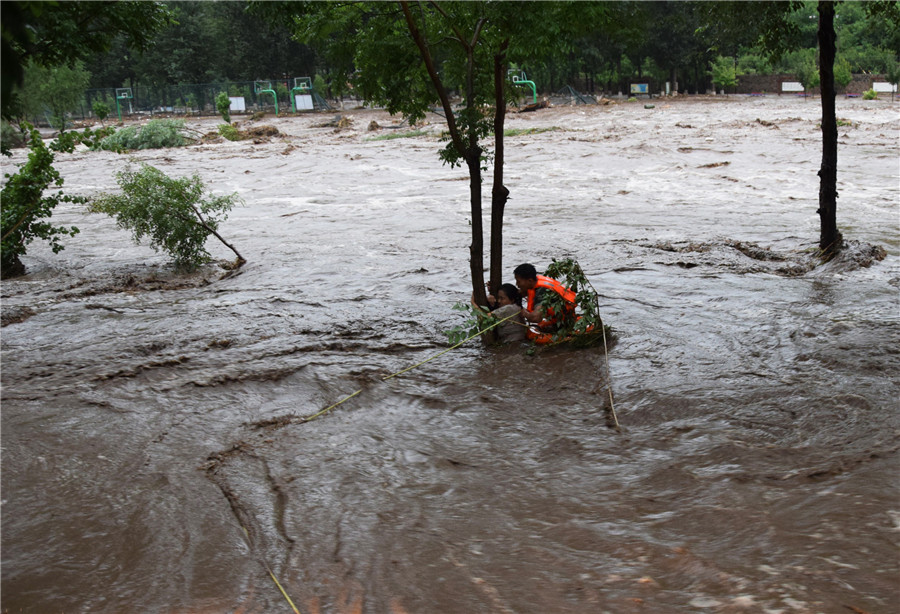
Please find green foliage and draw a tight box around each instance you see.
[710,56,739,93]
[88,164,242,270]
[1,120,27,152]
[791,49,820,92]
[862,89,878,100]
[886,62,900,88]
[2,1,173,119]
[834,57,853,90]
[736,53,771,75]
[445,301,500,346]
[16,60,91,130]
[49,125,118,153]
[1,123,82,277]
[92,100,110,122]
[216,91,231,123]
[95,119,189,151]
[313,75,328,97]
[217,123,242,141]
[541,258,606,346]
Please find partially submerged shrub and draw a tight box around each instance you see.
[92,101,110,123]
[216,91,231,123]
[218,123,242,141]
[50,125,118,153]
[89,164,244,270]
[1,123,82,278]
[862,89,878,100]
[540,258,607,346]
[95,119,190,151]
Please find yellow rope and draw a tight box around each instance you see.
[240,526,302,614]
[601,321,620,431]
[265,565,301,614]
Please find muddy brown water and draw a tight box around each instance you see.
[2,97,898,613]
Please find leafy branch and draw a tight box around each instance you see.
[89,164,244,270]
[542,257,608,346]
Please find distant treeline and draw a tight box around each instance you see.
[9,0,899,125]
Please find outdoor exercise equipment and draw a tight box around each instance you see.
[255,81,278,116]
[115,88,133,121]
[510,70,537,104]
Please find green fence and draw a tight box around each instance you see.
[71,79,332,122]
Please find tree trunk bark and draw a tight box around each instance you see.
[489,41,510,296]
[817,1,842,255]
[467,153,486,305]
[465,38,487,307]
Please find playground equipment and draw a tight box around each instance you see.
[255,81,278,116]
[291,77,312,112]
[289,77,333,112]
[509,70,537,103]
[115,88,133,121]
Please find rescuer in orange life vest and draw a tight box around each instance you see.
[513,263,577,331]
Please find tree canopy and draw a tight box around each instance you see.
[1,1,173,118]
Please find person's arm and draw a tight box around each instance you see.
[471,293,494,315]
[520,287,545,322]
[521,305,545,323]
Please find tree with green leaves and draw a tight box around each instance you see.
[1,125,82,278]
[1,1,173,119]
[89,164,244,270]
[702,0,899,256]
[255,1,597,304]
[92,100,110,124]
[1,0,173,277]
[216,91,231,123]
[710,56,739,94]
[16,60,91,130]
[792,48,821,96]
[833,56,852,92]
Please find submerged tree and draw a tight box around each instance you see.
[816,1,840,253]
[1,125,82,278]
[255,1,596,304]
[90,164,245,270]
[704,0,900,256]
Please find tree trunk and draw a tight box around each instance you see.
[467,152,486,305]
[399,2,486,302]
[465,38,487,307]
[489,41,510,296]
[817,1,842,254]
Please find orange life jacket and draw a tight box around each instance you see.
[526,275,577,328]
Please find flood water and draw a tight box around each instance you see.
[2,96,898,613]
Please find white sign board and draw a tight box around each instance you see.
[295,94,314,110]
[872,82,897,93]
[781,81,804,92]
[228,96,246,112]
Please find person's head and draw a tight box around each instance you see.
[497,283,522,307]
[513,263,538,292]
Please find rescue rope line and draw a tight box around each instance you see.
[601,320,620,431]
[240,526,301,614]
[300,311,521,423]
[264,560,301,614]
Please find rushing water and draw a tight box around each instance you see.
[2,96,898,613]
